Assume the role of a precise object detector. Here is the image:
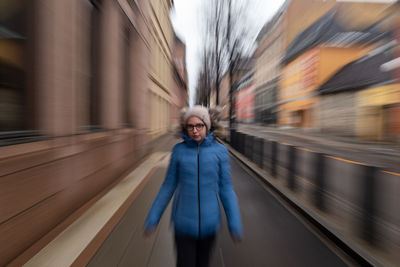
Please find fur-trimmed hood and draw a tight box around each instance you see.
[174,106,227,139]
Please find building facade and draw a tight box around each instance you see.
[253,0,391,127]
[253,0,338,125]
[235,72,255,123]
[253,7,284,124]
[278,1,392,129]
[0,0,177,265]
[217,73,230,120]
[171,34,189,127]
[147,0,174,139]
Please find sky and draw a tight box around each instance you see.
[170,0,397,106]
[170,0,286,106]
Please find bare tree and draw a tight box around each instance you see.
[213,0,225,106]
[196,0,227,107]
[195,47,213,106]
[225,0,254,129]
[196,0,256,117]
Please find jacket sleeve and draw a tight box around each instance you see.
[218,145,243,238]
[144,145,179,231]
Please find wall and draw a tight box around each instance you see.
[320,92,357,136]
[356,84,400,140]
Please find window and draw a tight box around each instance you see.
[122,25,131,127]
[0,0,27,131]
[0,0,38,145]
[88,0,102,130]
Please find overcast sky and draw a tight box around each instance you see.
[170,0,397,106]
[170,0,286,106]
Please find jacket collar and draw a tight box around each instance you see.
[181,132,215,147]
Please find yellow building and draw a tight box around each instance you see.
[357,84,400,140]
[147,0,174,139]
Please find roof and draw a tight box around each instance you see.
[281,8,387,65]
[318,43,395,95]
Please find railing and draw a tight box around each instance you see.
[228,129,399,265]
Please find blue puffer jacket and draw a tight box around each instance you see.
[145,132,243,239]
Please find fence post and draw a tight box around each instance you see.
[235,132,240,152]
[246,135,254,161]
[361,165,377,245]
[271,141,277,177]
[314,152,326,210]
[239,132,245,155]
[259,138,264,168]
[230,129,236,149]
[252,137,263,168]
[288,146,296,190]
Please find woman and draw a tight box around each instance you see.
[144,105,243,267]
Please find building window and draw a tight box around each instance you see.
[122,25,131,127]
[0,0,38,145]
[88,0,102,130]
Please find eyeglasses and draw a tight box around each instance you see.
[186,123,205,131]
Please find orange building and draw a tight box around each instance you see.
[279,45,371,127]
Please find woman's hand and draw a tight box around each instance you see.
[230,232,242,243]
[144,226,156,239]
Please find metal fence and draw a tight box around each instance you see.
[229,129,398,247]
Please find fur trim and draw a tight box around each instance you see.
[175,106,227,139]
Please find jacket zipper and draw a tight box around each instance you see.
[197,144,201,238]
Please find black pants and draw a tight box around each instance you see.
[174,234,216,267]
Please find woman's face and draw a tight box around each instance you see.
[186,116,207,143]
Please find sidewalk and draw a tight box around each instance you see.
[230,122,400,172]
[15,133,179,267]
[253,124,400,150]
[22,151,172,267]
[224,121,400,148]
